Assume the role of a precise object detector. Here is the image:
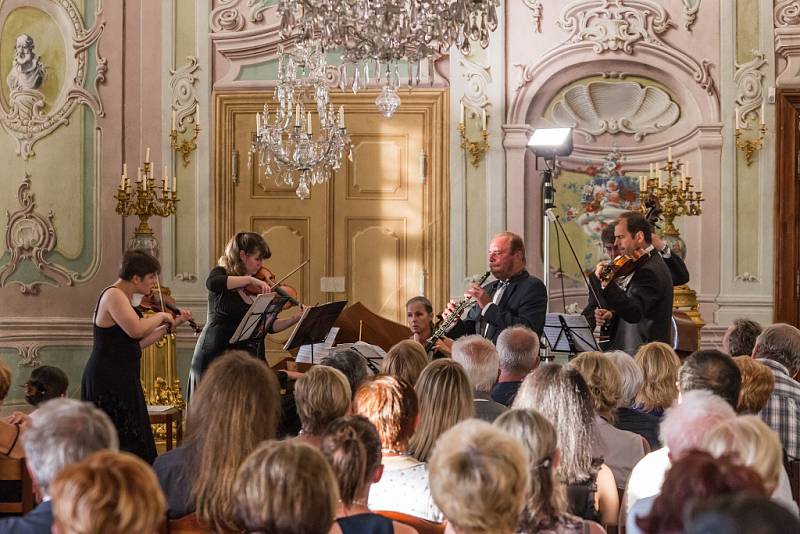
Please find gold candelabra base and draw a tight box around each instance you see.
[673,284,705,328]
[458,122,489,168]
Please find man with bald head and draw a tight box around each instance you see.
[753,323,800,460]
[491,325,539,406]
[443,232,547,344]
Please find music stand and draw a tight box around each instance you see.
[284,300,348,364]
[542,313,599,358]
[229,293,280,345]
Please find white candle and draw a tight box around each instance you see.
[760,100,766,125]
[256,113,261,131]
[482,108,487,130]
[295,104,301,127]
[338,105,345,128]
[137,168,142,183]
[735,107,740,127]
[460,101,464,124]
[123,163,128,178]
[667,146,672,162]
[681,164,686,180]
[119,174,125,188]
[649,163,654,178]
[307,112,312,135]
[171,110,176,131]
[639,176,646,193]
[145,147,150,163]
[172,174,177,193]
[195,103,200,125]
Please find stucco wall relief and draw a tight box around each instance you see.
[734,51,767,128]
[550,79,680,142]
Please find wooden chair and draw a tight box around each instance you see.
[164,513,210,534]
[787,459,800,506]
[0,456,34,515]
[376,510,445,534]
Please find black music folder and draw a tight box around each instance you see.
[283,300,348,351]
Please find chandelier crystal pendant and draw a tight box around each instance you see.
[275,0,500,116]
[249,41,351,199]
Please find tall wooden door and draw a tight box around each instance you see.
[214,91,449,359]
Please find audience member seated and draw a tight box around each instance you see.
[0,399,118,534]
[722,317,762,357]
[513,364,619,526]
[752,323,800,460]
[633,342,681,419]
[451,335,507,422]
[634,451,766,534]
[570,352,646,489]
[353,375,441,521]
[492,326,539,407]
[233,441,338,534]
[495,409,605,534]
[678,350,742,409]
[381,340,429,386]
[429,419,528,534]
[685,494,800,534]
[294,365,352,448]
[700,415,798,516]
[408,359,473,462]
[625,390,735,519]
[0,362,24,459]
[49,450,165,534]
[153,350,280,527]
[320,416,416,534]
[606,350,660,450]
[733,356,775,414]
[22,366,69,410]
[322,348,369,398]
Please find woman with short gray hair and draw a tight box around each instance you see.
[606,351,660,450]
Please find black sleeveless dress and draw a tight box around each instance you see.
[81,287,157,463]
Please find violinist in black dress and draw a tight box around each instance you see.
[583,212,674,355]
[187,232,303,401]
[81,250,192,463]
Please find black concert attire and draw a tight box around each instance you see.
[187,266,272,402]
[659,246,689,286]
[81,287,157,464]
[448,269,547,344]
[582,248,674,355]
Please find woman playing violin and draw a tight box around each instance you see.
[82,249,192,464]
[188,232,303,401]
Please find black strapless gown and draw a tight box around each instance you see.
[81,288,156,463]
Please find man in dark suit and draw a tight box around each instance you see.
[584,212,674,355]
[444,232,547,344]
[600,222,689,287]
[0,399,118,534]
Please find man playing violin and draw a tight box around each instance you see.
[600,222,689,287]
[443,231,547,344]
[584,212,674,355]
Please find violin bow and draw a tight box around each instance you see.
[269,259,310,288]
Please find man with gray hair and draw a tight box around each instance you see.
[452,335,506,422]
[723,318,762,357]
[753,323,800,460]
[320,347,369,399]
[491,326,539,406]
[0,398,118,533]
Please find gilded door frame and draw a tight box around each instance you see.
[212,89,451,314]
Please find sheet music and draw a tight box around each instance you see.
[295,327,340,363]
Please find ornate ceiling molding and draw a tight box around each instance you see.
[775,1,800,26]
[522,0,543,33]
[733,51,767,128]
[0,0,106,160]
[681,0,701,31]
[209,0,247,32]
[170,56,199,133]
[556,0,673,54]
[0,176,82,295]
[550,80,680,142]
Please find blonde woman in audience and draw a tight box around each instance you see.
[514,363,619,526]
[570,352,646,489]
[633,342,681,418]
[606,350,660,449]
[408,359,473,462]
[381,340,429,386]
[429,419,529,534]
[732,356,775,414]
[233,441,338,534]
[50,451,165,534]
[0,361,24,458]
[353,375,442,521]
[495,409,605,534]
[294,365,352,448]
[153,350,281,528]
[700,415,797,515]
[320,416,417,534]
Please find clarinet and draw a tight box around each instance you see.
[425,271,491,353]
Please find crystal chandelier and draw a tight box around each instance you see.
[249,41,351,199]
[276,0,500,116]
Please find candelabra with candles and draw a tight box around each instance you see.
[639,148,705,326]
[457,101,489,168]
[114,148,179,255]
[170,106,200,167]
[734,102,767,167]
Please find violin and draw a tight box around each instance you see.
[598,250,649,284]
[138,290,203,334]
[244,266,301,310]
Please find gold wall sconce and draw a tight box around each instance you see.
[734,103,767,167]
[170,107,200,167]
[458,101,489,168]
